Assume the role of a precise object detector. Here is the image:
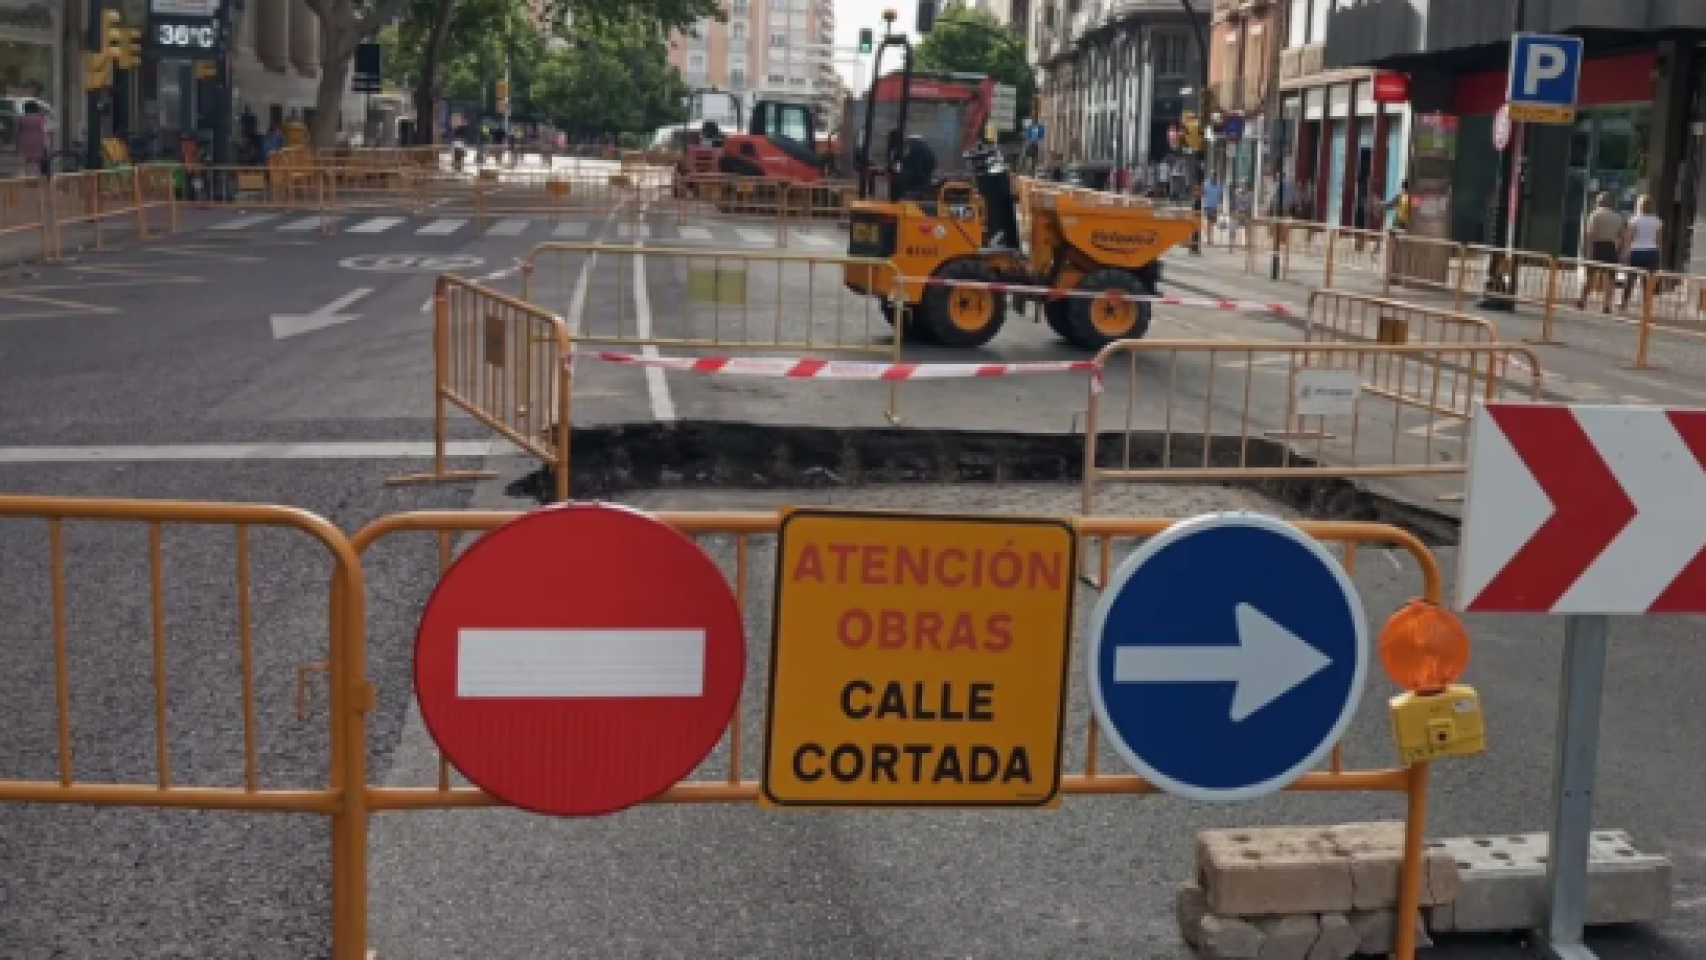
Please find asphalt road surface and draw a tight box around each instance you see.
[2,204,1706,958]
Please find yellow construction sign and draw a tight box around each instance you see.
[762,509,1076,808]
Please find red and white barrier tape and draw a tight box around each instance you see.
[892,276,1299,317]
[569,350,1102,388]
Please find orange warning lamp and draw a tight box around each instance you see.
[1378,599,1469,694]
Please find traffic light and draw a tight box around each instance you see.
[1180,111,1202,152]
[917,0,937,33]
[496,78,510,101]
[858,27,873,53]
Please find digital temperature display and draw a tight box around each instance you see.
[145,15,225,56]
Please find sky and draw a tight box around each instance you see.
[833,0,900,88]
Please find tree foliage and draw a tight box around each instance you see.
[914,7,1034,130]
[529,22,690,133]
[303,0,415,146]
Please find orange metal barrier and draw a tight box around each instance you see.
[1080,340,1545,511]
[0,493,370,957]
[0,496,1447,959]
[387,275,573,501]
[0,175,50,259]
[1306,289,1500,347]
[46,168,150,257]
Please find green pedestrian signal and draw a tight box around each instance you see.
[858,27,873,53]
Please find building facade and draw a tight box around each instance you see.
[1325,0,1706,268]
[49,0,361,162]
[1274,0,1409,227]
[1033,0,1206,188]
[668,0,840,122]
[1204,0,1278,190]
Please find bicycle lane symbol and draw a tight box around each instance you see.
[339,254,487,273]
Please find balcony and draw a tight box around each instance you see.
[1279,42,1322,82]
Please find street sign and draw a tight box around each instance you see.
[1223,115,1245,144]
[762,509,1077,807]
[1088,512,1368,803]
[1492,104,1512,151]
[1506,32,1583,124]
[414,503,746,816]
[990,84,1018,131]
[1459,403,1706,614]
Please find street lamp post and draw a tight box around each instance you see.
[1478,0,1526,312]
[1177,0,1209,253]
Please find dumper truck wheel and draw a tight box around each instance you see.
[1044,299,1073,340]
[924,258,1006,348]
[1065,269,1152,350]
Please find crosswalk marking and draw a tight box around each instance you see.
[792,231,838,249]
[418,219,466,236]
[553,221,589,238]
[487,219,529,236]
[211,214,278,231]
[734,227,773,244]
[279,216,328,232]
[678,225,713,241]
[349,216,403,234]
[617,223,652,239]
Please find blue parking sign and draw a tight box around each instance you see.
[1507,33,1583,124]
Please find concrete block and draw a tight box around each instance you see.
[1198,823,1456,917]
[1256,915,1319,960]
[1430,831,1673,934]
[1308,915,1358,960]
[1200,915,1265,960]
[1179,881,1209,948]
[1347,909,1432,955]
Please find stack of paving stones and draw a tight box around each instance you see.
[1178,824,1674,959]
[1179,822,1457,959]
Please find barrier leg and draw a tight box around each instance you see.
[1625,274,1660,369]
[387,289,499,488]
[1393,761,1432,960]
[134,171,149,240]
[1529,260,1564,346]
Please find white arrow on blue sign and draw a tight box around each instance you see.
[1087,512,1369,803]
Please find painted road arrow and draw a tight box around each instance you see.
[270,288,373,339]
[1113,603,1332,722]
[1460,403,1706,614]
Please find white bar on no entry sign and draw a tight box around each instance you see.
[457,629,705,698]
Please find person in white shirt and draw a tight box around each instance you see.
[1621,194,1663,311]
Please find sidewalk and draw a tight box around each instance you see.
[1162,242,1706,411]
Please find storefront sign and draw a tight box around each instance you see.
[151,0,221,15]
[1372,73,1409,104]
[762,509,1076,808]
[0,2,54,32]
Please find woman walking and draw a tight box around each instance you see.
[1620,195,1664,312]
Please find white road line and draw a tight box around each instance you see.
[677,225,713,241]
[618,223,652,239]
[487,219,529,236]
[457,629,705,697]
[553,221,589,238]
[0,441,505,464]
[631,215,676,422]
[734,227,773,244]
[348,216,404,234]
[792,231,837,248]
[418,219,467,236]
[279,216,329,232]
[212,214,279,231]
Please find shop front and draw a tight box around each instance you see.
[0,0,60,161]
[1282,75,1406,229]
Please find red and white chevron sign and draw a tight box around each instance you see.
[1458,402,1706,614]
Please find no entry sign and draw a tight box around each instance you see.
[414,503,745,816]
[762,509,1076,807]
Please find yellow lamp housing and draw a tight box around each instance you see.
[1389,685,1487,764]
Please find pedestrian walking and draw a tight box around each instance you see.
[1620,194,1664,312]
[1577,191,1622,313]
[16,101,46,177]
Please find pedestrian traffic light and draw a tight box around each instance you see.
[858,27,873,53]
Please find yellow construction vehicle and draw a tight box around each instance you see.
[843,34,1197,349]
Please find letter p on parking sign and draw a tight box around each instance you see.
[1506,33,1583,125]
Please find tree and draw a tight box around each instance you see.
[380,0,547,143]
[529,22,688,134]
[303,0,414,146]
[914,7,1034,134]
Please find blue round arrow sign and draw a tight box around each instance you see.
[1088,512,1369,803]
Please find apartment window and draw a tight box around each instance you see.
[731,67,746,87]
[731,0,747,10]
[732,21,745,39]
[1310,0,1328,47]
[689,53,706,71]
[1153,32,1189,78]
[770,0,784,9]
[770,31,785,47]
[1289,0,1309,46]
[768,71,786,84]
